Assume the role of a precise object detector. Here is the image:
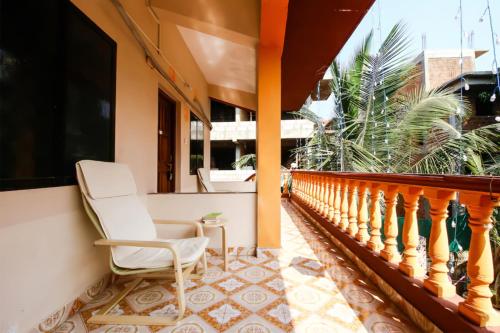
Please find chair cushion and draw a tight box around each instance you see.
[197,168,216,192]
[91,195,158,261]
[78,160,137,199]
[114,237,210,269]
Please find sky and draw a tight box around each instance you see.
[311,0,500,119]
[336,0,500,71]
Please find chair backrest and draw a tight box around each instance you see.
[197,168,216,192]
[76,160,157,262]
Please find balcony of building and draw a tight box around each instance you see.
[1,0,500,332]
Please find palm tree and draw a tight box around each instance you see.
[295,22,499,175]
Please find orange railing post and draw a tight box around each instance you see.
[333,178,341,226]
[399,186,424,278]
[423,189,456,298]
[322,176,331,218]
[340,180,349,231]
[318,175,326,214]
[356,181,370,243]
[380,185,401,264]
[458,192,500,326]
[327,177,335,222]
[347,180,358,237]
[367,183,383,252]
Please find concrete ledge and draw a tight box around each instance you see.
[290,195,498,333]
[147,193,256,249]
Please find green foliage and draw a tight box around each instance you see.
[294,22,500,175]
[232,153,256,170]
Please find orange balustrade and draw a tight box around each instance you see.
[290,170,500,328]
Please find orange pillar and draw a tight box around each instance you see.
[257,0,288,249]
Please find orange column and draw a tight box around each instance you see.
[257,0,288,249]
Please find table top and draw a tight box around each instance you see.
[200,219,226,228]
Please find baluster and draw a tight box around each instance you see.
[339,180,349,231]
[399,186,424,277]
[301,174,306,203]
[309,175,316,207]
[314,175,321,210]
[367,183,383,252]
[458,193,500,326]
[334,179,341,226]
[307,174,313,206]
[423,189,456,298]
[321,177,330,218]
[380,185,401,263]
[291,173,300,199]
[318,176,325,213]
[347,180,358,237]
[301,174,305,201]
[327,178,335,222]
[356,182,370,243]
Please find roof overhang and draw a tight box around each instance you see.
[281,0,374,111]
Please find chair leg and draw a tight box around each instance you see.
[88,263,189,325]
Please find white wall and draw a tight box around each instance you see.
[147,193,256,249]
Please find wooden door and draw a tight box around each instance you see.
[157,91,176,193]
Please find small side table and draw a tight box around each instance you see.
[202,220,228,271]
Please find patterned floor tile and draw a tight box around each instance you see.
[89,325,152,333]
[199,299,251,331]
[286,284,333,312]
[230,285,279,312]
[185,285,225,312]
[125,286,174,313]
[235,266,275,284]
[155,314,217,333]
[224,314,286,333]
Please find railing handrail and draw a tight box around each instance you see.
[291,170,500,195]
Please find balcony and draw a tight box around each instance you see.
[210,119,314,141]
[3,0,500,332]
[290,170,500,331]
[40,199,422,332]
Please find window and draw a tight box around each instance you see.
[189,113,204,174]
[0,0,116,191]
[210,100,236,122]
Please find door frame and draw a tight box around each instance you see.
[157,89,178,193]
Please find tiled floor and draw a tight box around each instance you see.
[58,200,421,332]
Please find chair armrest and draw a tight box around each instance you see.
[95,238,178,251]
[153,219,204,237]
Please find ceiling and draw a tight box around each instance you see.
[152,0,259,95]
[281,0,375,111]
[178,26,256,93]
[151,0,374,112]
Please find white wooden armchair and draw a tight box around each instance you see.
[76,160,208,325]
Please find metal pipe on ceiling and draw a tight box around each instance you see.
[110,0,212,129]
